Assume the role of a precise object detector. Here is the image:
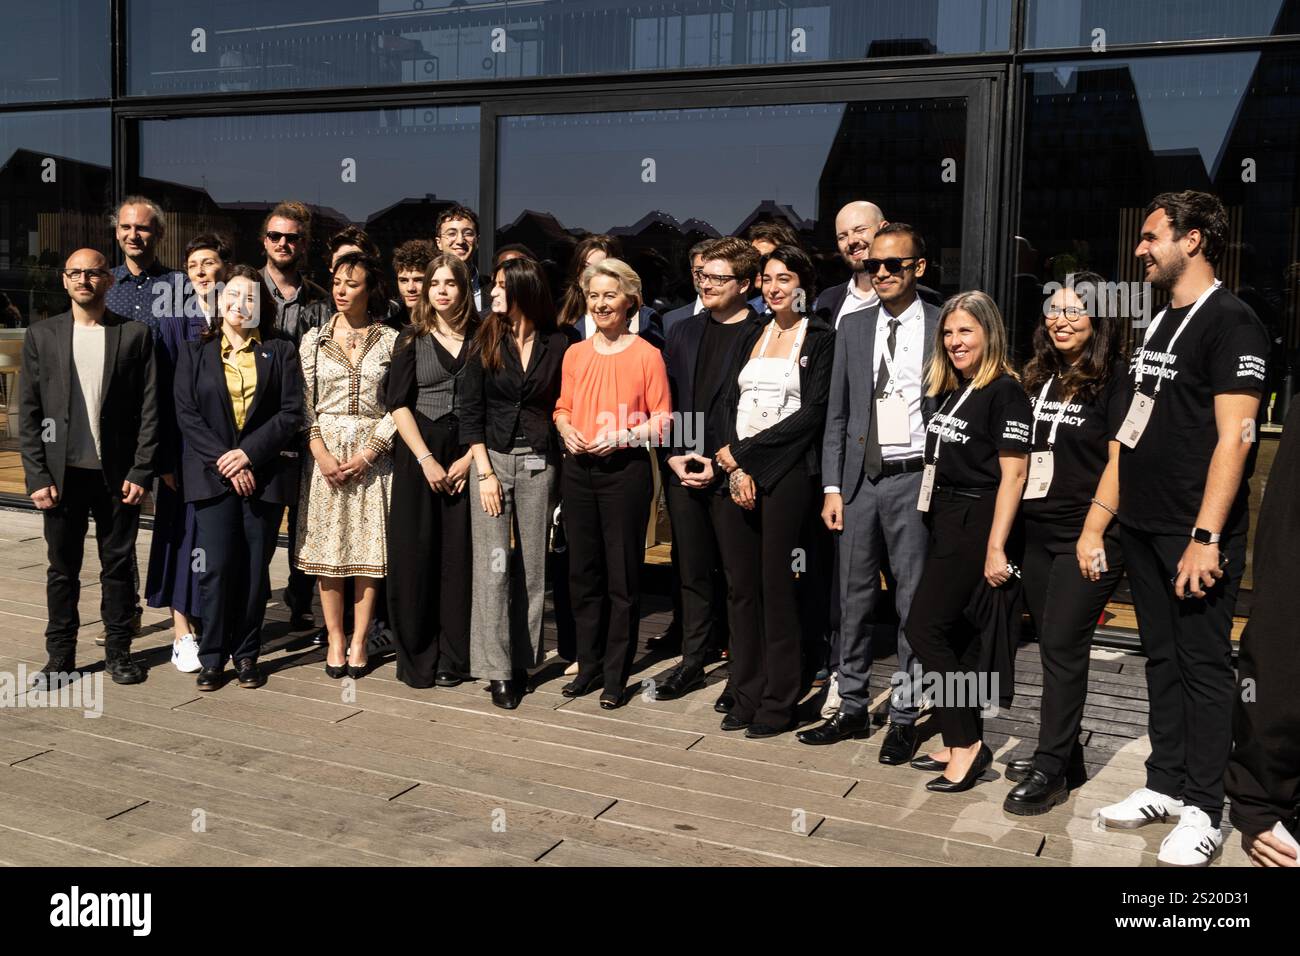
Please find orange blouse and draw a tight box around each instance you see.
[554,336,671,444]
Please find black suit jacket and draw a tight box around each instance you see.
[172,333,305,505]
[458,329,569,456]
[20,310,159,495]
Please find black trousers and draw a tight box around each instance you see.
[664,480,732,672]
[565,450,653,692]
[714,463,816,727]
[43,467,140,661]
[1122,525,1245,825]
[193,492,283,669]
[387,423,472,688]
[906,491,1002,748]
[1022,518,1124,777]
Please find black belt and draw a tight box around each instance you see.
[879,456,925,477]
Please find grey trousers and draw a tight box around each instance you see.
[468,450,558,681]
[836,469,927,723]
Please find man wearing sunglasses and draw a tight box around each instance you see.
[801,224,937,759]
[21,249,159,689]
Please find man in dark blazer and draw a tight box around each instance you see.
[799,224,939,759]
[20,249,159,687]
[654,238,765,703]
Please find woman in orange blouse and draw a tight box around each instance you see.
[554,258,671,708]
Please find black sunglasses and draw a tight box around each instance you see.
[265,231,302,244]
[865,257,918,275]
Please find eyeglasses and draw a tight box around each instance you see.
[439,228,477,241]
[1045,306,1087,320]
[864,257,917,275]
[265,231,302,244]
[62,268,111,281]
[697,273,738,288]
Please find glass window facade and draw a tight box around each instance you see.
[1025,0,1300,48]
[0,1,111,104]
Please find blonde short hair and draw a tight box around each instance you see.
[580,257,643,321]
[926,290,1018,395]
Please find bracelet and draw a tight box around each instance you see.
[478,471,495,482]
[416,452,434,464]
[1090,497,1117,517]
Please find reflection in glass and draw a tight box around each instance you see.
[496,101,967,313]
[0,1,111,104]
[1025,0,1300,49]
[136,106,480,288]
[127,0,1011,96]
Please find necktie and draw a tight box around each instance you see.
[863,318,901,478]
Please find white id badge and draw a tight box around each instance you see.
[1118,394,1153,448]
[1023,451,1054,500]
[523,455,547,472]
[917,463,936,512]
[875,392,911,446]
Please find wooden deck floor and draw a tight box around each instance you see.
[0,508,1250,867]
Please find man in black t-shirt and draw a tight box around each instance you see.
[1098,191,1269,867]
[656,238,764,703]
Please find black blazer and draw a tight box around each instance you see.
[173,333,305,505]
[458,328,568,457]
[20,310,159,494]
[661,306,766,484]
[722,315,836,491]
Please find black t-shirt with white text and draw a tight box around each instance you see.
[926,373,1033,489]
[1118,288,1269,535]
[1021,367,1128,528]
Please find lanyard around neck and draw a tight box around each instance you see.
[1030,376,1070,449]
[1134,280,1220,395]
[924,382,977,466]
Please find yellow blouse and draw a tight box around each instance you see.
[222,329,260,431]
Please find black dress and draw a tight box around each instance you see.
[385,328,473,687]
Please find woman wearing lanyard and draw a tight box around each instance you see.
[460,257,568,710]
[907,291,1032,791]
[1003,273,1129,815]
[713,246,835,737]
[554,258,670,708]
[385,253,479,689]
[173,265,304,690]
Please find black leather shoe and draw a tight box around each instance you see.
[1006,755,1088,787]
[910,753,949,772]
[512,669,532,696]
[598,690,622,710]
[653,665,705,701]
[490,680,518,710]
[878,723,920,765]
[1005,757,1034,783]
[235,658,265,689]
[1003,769,1069,816]
[745,721,793,739]
[29,658,77,691]
[926,743,993,793]
[105,651,145,685]
[561,674,603,698]
[713,689,736,714]
[435,671,463,687]
[719,713,751,732]
[796,710,871,746]
[325,661,348,679]
[645,623,682,655]
[196,667,223,692]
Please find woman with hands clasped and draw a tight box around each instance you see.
[553,258,670,708]
[385,253,478,689]
[294,253,398,680]
[173,265,304,691]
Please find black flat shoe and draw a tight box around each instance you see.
[196,667,223,692]
[796,710,871,746]
[1006,754,1088,787]
[719,713,751,732]
[877,722,920,765]
[1003,769,1070,816]
[598,691,622,710]
[490,680,519,710]
[745,721,793,739]
[235,658,265,689]
[561,675,603,698]
[926,743,993,793]
[653,665,705,701]
[713,690,736,714]
[910,754,949,772]
[1004,757,1034,783]
[435,671,464,687]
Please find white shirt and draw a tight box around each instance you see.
[824,297,925,493]
[68,323,106,468]
[735,356,802,439]
[835,279,880,328]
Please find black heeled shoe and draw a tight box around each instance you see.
[910,754,948,772]
[562,674,603,698]
[324,652,348,680]
[598,690,622,710]
[926,743,993,793]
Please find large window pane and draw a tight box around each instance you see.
[1025,0,1300,49]
[127,0,1011,96]
[0,1,111,104]
[496,100,968,312]
[135,106,480,285]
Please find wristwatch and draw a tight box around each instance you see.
[1190,527,1221,545]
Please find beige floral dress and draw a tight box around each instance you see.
[293,315,398,577]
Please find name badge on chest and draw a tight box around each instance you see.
[916,463,936,513]
[875,391,911,446]
[1023,451,1054,500]
[1118,394,1153,449]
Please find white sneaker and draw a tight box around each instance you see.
[1096,787,1185,829]
[1157,806,1223,867]
[172,633,201,673]
[821,672,841,719]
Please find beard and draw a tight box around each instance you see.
[1146,253,1185,292]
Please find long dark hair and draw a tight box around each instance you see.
[330,252,390,321]
[410,253,475,337]
[1022,271,1126,404]
[201,264,277,342]
[473,257,556,372]
[557,234,623,327]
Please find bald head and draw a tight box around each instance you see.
[65,249,108,270]
[62,248,114,313]
[834,201,887,272]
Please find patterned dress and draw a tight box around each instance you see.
[293,315,397,577]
